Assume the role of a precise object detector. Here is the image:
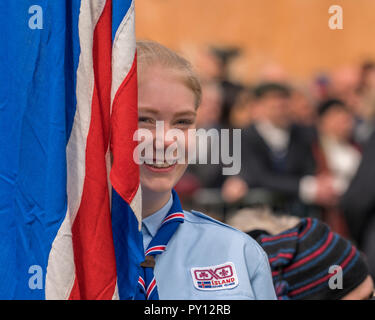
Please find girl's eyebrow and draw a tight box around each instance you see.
[173,110,197,117]
[139,107,197,118]
[138,107,159,115]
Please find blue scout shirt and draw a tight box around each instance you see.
[142,194,277,300]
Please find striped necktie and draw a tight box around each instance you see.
[135,190,184,300]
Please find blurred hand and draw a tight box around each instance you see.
[222,176,248,203]
[314,174,339,207]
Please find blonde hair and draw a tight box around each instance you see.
[136,40,202,108]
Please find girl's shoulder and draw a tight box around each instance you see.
[182,209,265,254]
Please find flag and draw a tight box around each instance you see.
[0,0,143,300]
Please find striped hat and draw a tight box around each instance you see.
[248,218,369,300]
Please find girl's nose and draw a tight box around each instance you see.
[153,121,175,161]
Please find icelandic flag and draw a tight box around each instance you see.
[0,0,144,300]
[198,281,212,289]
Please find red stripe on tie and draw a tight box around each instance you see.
[284,232,334,273]
[69,0,117,300]
[289,246,356,297]
[138,276,146,291]
[163,213,184,223]
[261,232,298,243]
[146,278,156,299]
[145,245,166,255]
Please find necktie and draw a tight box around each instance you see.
[135,190,184,300]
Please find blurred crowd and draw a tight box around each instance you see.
[174,46,375,280]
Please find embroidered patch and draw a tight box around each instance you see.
[190,262,239,291]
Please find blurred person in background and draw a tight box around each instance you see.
[330,66,361,112]
[222,82,334,217]
[175,81,226,198]
[289,86,317,129]
[354,61,375,145]
[195,81,223,130]
[329,65,372,147]
[192,46,244,129]
[210,47,244,128]
[340,131,375,280]
[288,85,318,145]
[312,99,361,237]
[257,62,289,83]
[193,46,223,83]
[228,209,374,300]
[228,87,260,129]
[311,74,331,103]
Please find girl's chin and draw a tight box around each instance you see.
[140,173,176,194]
[141,179,175,194]
[140,163,188,193]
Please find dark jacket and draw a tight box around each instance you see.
[340,131,375,244]
[240,124,316,199]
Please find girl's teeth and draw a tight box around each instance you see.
[151,162,176,168]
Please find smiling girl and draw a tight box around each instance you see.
[134,40,276,300]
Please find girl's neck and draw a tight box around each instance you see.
[142,188,172,219]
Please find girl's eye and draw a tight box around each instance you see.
[138,117,154,124]
[175,119,194,126]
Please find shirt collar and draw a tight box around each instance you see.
[142,193,173,238]
[255,120,290,153]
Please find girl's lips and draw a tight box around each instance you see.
[144,163,177,173]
